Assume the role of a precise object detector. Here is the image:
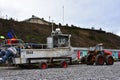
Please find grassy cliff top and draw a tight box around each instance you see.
[0,18,120,49]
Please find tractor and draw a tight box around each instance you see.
[81,43,114,65]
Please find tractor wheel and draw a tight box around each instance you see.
[95,54,104,65]
[86,54,94,65]
[60,61,68,68]
[81,57,86,64]
[106,55,114,65]
[39,62,48,69]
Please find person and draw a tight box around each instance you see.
[0,36,5,42]
[0,47,17,63]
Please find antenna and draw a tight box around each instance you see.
[51,20,55,33]
[62,6,64,25]
[52,20,53,32]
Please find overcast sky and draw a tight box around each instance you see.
[0,0,120,36]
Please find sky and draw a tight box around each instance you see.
[0,0,120,36]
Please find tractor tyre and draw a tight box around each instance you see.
[106,55,114,65]
[95,54,104,65]
[86,54,94,65]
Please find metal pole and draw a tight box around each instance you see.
[52,20,54,32]
[63,6,64,25]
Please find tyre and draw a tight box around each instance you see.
[95,54,104,65]
[106,55,114,65]
[81,57,86,64]
[60,61,68,68]
[39,62,48,69]
[86,54,94,65]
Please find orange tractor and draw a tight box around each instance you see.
[81,43,114,65]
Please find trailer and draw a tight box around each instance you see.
[0,28,80,69]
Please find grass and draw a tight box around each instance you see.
[0,18,120,49]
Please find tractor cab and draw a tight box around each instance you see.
[88,43,104,56]
[89,43,103,51]
[95,43,103,51]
